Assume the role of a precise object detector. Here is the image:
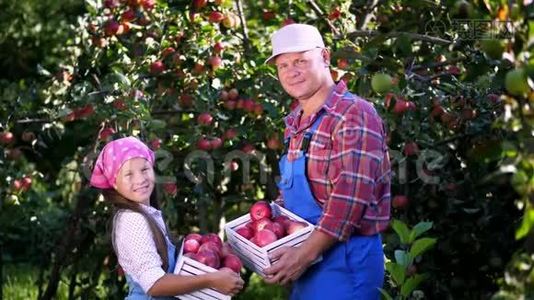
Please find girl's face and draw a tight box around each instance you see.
[113,158,155,205]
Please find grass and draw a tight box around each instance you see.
[3,263,288,300]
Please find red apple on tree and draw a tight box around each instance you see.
[224,128,238,140]
[197,136,212,151]
[282,18,295,26]
[150,60,165,75]
[6,148,22,160]
[192,0,207,10]
[104,19,120,36]
[328,7,341,20]
[223,100,236,110]
[162,182,177,195]
[121,9,136,22]
[208,55,223,70]
[11,179,23,192]
[99,127,116,141]
[21,131,36,143]
[337,58,349,69]
[0,131,14,145]
[262,10,275,21]
[404,142,420,156]
[210,137,223,150]
[392,195,409,209]
[209,11,225,23]
[214,42,224,54]
[179,94,193,108]
[228,88,239,100]
[197,112,213,126]
[21,176,32,192]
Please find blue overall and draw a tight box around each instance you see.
[277,111,384,300]
[124,239,177,300]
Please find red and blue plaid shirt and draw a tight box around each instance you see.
[276,81,391,241]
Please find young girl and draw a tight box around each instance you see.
[90,136,244,299]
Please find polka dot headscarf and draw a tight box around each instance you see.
[90,136,155,189]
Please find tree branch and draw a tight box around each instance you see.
[412,57,465,71]
[345,30,452,45]
[235,0,251,54]
[306,0,340,36]
[356,0,382,30]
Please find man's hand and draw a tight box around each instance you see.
[263,229,337,285]
[263,246,313,285]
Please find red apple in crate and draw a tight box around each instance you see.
[273,215,291,229]
[254,229,278,247]
[184,252,196,259]
[221,242,235,257]
[265,222,286,239]
[198,241,222,256]
[183,239,200,254]
[236,227,254,239]
[245,221,255,232]
[287,221,308,235]
[185,233,203,243]
[200,233,223,248]
[250,201,272,221]
[252,218,273,232]
[222,254,243,273]
[196,250,220,269]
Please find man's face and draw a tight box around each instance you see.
[274,48,329,102]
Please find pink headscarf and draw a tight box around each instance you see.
[90,136,155,189]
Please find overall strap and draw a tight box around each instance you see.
[301,111,325,153]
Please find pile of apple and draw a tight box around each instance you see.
[182,233,242,273]
[235,201,308,247]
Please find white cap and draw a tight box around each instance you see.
[265,24,326,64]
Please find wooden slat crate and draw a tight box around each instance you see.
[224,203,319,277]
[173,243,231,300]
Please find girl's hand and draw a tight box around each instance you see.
[207,269,244,296]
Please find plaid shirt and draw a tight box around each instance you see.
[276,81,391,241]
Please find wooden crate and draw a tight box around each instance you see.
[173,243,231,300]
[224,203,318,277]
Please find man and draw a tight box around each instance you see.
[263,24,391,300]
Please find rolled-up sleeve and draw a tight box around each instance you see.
[317,108,386,241]
[115,211,166,293]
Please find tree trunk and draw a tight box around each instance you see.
[40,189,95,300]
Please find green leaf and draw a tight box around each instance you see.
[409,238,437,258]
[392,219,411,244]
[395,249,411,267]
[400,274,427,297]
[385,261,406,285]
[408,221,433,243]
[378,288,393,300]
[515,205,534,240]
